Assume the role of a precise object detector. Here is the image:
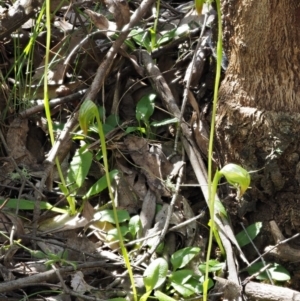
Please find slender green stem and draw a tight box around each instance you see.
[44,1,53,143]
[203,0,223,299]
[44,0,75,215]
[151,0,160,49]
[95,114,137,301]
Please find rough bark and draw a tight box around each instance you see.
[220,0,300,112]
[216,0,300,240]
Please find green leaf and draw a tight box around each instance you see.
[30,250,47,259]
[247,262,290,282]
[169,272,204,297]
[171,247,200,271]
[154,290,177,301]
[108,298,127,301]
[157,28,176,46]
[94,209,130,224]
[198,260,225,274]
[136,93,156,123]
[90,123,115,135]
[143,258,168,291]
[79,99,98,135]
[67,147,93,188]
[125,126,146,134]
[106,226,129,241]
[193,276,214,293]
[125,126,139,134]
[194,0,205,14]
[129,28,151,52]
[219,163,251,198]
[170,281,196,297]
[151,117,178,127]
[0,199,68,214]
[128,215,141,237]
[269,264,291,281]
[236,222,262,247]
[124,38,136,51]
[106,114,119,128]
[83,169,119,199]
[140,291,152,301]
[169,269,193,284]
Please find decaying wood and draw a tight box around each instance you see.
[244,281,300,301]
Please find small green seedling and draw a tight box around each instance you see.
[95,210,141,243]
[127,93,178,138]
[141,258,169,301]
[140,247,216,300]
[135,93,156,137]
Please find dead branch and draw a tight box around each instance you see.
[264,220,300,262]
[244,281,300,301]
[0,261,112,293]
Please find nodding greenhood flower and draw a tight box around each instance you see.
[219,163,251,199]
[79,100,98,135]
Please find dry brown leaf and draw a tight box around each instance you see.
[71,271,95,293]
[85,9,117,36]
[6,118,37,165]
[0,263,15,281]
[140,189,156,236]
[38,213,88,234]
[115,154,148,199]
[82,202,119,250]
[171,195,197,247]
[0,211,25,243]
[104,0,130,29]
[32,36,70,85]
[144,203,169,247]
[13,261,48,275]
[191,111,209,158]
[124,136,173,197]
[113,172,140,213]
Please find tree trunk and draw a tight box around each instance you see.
[216,0,300,261]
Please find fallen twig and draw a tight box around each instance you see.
[244,281,300,301]
[264,220,300,262]
[19,89,87,118]
[0,261,114,293]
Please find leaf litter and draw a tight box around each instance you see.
[0,0,217,299]
[0,0,291,300]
